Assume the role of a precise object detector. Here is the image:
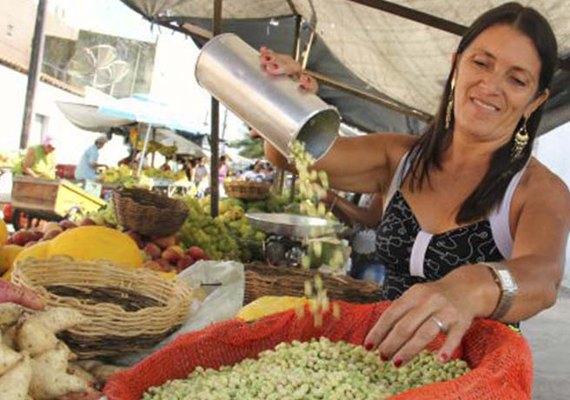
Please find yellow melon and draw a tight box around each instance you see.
[0,244,24,275]
[3,242,49,281]
[47,226,143,268]
[0,220,8,245]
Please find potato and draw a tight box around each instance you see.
[16,318,58,357]
[29,357,89,400]
[31,307,86,333]
[0,352,32,400]
[0,340,22,375]
[0,303,23,328]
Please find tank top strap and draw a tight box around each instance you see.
[383,151,410,214]
[489,162,531,259]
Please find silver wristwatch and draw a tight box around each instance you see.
[483,262,519,320]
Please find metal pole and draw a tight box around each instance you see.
[20,0,48,149]
[209,0,222,218]
[137,124,152,177]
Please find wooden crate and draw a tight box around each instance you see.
[11,176,105,216]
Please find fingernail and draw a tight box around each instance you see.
[380,352,388,361]
[270,63,279,69]
[393,357,403,368]
[439,352,449,363]
[263,55,272,62]
[364,342,373,351]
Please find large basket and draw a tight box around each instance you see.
[224,180,271,200]
[112,187,188,237]
[244,262,382,305]
[11,257,193,358]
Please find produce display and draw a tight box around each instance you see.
[142,337,470,400]
[99,165,186,185]
[0,305,118,399]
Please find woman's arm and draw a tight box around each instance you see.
[22,148,38,177]
[325,192,384,227]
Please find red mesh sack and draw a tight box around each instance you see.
[104,301,532,400]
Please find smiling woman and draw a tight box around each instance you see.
[262,2,570,367]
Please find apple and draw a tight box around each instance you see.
[176,255,195,272]
[142,260,163,272]
[43,229,62,240]
[152,235,177,249]
[187,246,208,260]
[156,258,174,272]
[11,230,36,246]
[161,248,182,264]
[80,217,96,226]
[42,222,61,234]
[143,242,162,260]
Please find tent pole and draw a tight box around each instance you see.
[209,0,222,217]
[137,124,152,177]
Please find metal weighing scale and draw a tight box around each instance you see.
[246,213,344,267]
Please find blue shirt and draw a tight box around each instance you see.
[75,144,99,181]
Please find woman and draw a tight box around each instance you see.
[262,3,570,366]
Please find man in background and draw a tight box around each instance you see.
[74,135,108,181]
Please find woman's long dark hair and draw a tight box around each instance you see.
[405,2,558,223]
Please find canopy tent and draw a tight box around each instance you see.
[121,0,570,136]
[56,99,207,163]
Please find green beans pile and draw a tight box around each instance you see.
[142,337,470,400]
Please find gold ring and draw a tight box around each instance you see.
[430,316,448,334]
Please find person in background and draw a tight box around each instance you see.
[262,3,570,366]
[194,157,210,195]
[218,155,229,184]
[160,156,173,172]
[74,135,108,181]
[184,159,196,181]
[243,160,265,182]
[324,191,386,283]
[13,136,57,179]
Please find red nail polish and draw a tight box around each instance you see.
[364,342,373,351]
[380,352,388,361]
[439,352,449,362]
[271,63,279,69]
[393,357,403,368]
[264,55,272,62]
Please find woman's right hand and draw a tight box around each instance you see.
[259,47,319,94]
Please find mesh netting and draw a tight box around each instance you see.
[104,301,532,400]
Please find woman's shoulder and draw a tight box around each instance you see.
[519,158,570,214]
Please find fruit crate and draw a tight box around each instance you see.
[11,176,106,217]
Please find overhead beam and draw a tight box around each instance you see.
[306,70,432,121]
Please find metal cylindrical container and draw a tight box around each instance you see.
[195,33,340,161]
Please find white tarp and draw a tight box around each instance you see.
[123,0,570,115]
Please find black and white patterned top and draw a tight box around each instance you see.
[376,154,528,301]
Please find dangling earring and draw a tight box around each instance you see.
[444,78,455,130]
[512,118,529,159]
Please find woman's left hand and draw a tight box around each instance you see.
[364,269,487,366]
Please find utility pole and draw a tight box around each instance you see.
[20,0,48,149]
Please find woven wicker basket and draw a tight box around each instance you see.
[11,257,193,358]
[224,180,271,200]
[244,262,382,305]
[113,187,188,237]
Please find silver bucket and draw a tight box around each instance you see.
[195,33,340,161]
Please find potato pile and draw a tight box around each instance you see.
[0,304,122,399]
[143,337,470,400]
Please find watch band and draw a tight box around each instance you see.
[482,262,519,320]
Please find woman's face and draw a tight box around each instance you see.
[453,24,548,144]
